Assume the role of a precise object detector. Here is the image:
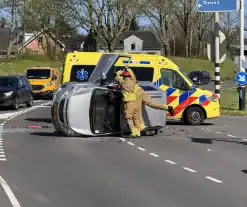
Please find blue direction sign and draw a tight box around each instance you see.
[235,72,247,85]
[197,0,240,12]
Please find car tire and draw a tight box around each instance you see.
[12,96,20,110]
[184,106,205,125]
[26,94,33,107]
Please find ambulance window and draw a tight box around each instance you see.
[70,65,95,82]
[114,66,153,82]
[160,69,189,90]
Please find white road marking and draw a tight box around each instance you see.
[0,158,6,161]
[119,138,126,142]
[182,167,197,172]
[0,151,4,154]
[216,132,223,134]
[205,129,211,131]
[165,160,176,164]
[149,153,159,157]
[127,142,135,146]
[0,149,3,151]
[0,154,5,157]
[206,176,223,183]
[0,176,21,207]
[137,147,146,151]
[228,135,236,138]
[242,139,247,141]
[201,128,204,130]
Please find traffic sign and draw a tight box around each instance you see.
[235,71,247,85]
[197,0,240,12]
[207,30,226,63]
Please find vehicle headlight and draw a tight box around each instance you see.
[44,82,52,87]
[4,91,13,97]
[206,94,218,102]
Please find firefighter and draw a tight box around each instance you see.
[115,70,140,138]
[124,68,174,134]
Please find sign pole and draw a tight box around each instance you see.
[239,0,245,110]
[214,12,221,99]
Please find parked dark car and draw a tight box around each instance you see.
[188,70,211,85]
[0,75,33,110]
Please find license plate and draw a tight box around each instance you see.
[53,102,57,120]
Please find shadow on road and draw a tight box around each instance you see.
[167,121,213,126]
[189,137,247,146]
[30,132,62,137]
[25,118,52,123]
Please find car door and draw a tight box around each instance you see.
[17,77,26,103]
[160,68,193,117]
[23,76,32,99]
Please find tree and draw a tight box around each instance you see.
[194,12,214,56]
[66,0,142,51]
[221,12,240,50]
[129,18,140,31]
[142,0,174,56]
[173,0,196,57]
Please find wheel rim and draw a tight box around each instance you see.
[191,111,201,122]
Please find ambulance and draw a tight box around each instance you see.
[62,52,220,125]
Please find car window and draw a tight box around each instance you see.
[22,77,29,86]
[0,77,17,88]
[18,78,24,87]
[26,69,51,79]
[160,69,189,90]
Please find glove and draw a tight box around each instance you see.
[168,106,174,116]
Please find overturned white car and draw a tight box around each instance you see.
[51,54,167,137]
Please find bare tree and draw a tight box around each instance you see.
[142,0,174,56]
[194,12,214,56]
[66,0,142,51]
[221,12,240,50]
[173,0,196,57]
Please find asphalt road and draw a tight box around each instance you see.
[0,100,247,206]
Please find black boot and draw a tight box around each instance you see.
[168,106,174,116]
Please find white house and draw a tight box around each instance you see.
[98,31,161,54]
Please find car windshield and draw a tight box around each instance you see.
[179,68,195,86]
[26,69,51,79]
[0,77,17,88]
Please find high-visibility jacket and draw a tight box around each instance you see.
[125,68,142,93]
[115,71,136,102]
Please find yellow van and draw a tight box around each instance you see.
[62,52,220,125]
[25,67,61,98]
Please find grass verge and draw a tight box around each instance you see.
[171,57,236,80]
[220,88,247,116]
[0,56,61,75]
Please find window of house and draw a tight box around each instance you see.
[38,36,43,44]
[160,68,189,90]
[131,43,136,50]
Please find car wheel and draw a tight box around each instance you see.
[12,96,20,110]
[184,106,205,125]
[26,94,33,107]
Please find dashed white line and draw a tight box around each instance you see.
[216,132,223,134]
[0,154,5,157]
[0,158,6,161]
[119,138,126,142]
[205,129,211,131]
[242,139,247,141]
[0,176,21,207]
[206,176,223,183]
[165,160,176,165]
[149,153,159,157]
[201,128,204,130]
[127,142,135,146]
[137,147,146,151]
[0,151,4,154]
[182,167,197,172]
[228,135,236,138]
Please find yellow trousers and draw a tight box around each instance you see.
[123,102,140,137]
[136,89,169,131]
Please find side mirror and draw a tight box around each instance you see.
[52,75,57,81]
